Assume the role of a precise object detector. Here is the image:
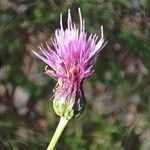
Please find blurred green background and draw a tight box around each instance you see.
[0,0,150,150]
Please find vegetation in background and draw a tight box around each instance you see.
[0,0,149,149]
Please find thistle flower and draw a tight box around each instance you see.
[33,8,106,150]
[33,8,106,120]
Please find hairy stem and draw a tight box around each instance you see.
[47,117,69,150]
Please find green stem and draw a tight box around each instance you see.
[47,117,69,150]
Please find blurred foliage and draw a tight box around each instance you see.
[0,0,150,150]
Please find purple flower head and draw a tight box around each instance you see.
[33,8,106,119]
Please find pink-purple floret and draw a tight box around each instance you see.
[32,8,106,86]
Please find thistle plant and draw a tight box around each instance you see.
[33,8,106,150]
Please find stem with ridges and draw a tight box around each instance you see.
[47,117,69,150]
